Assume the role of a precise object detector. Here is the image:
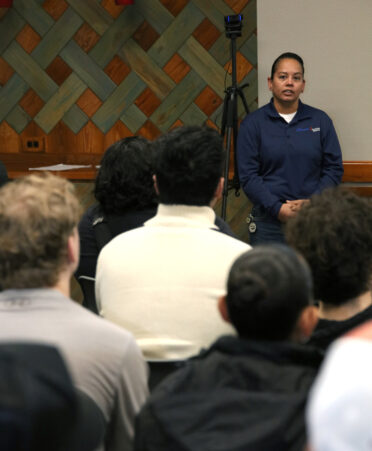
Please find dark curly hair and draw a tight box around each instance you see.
[226,244,313,341]
[94,137,157,215]
[285,187,372,305]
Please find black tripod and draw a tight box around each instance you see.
[220,15,250,220]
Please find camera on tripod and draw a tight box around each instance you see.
[224,14,243,39]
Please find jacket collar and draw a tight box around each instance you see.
[266,98,311,123]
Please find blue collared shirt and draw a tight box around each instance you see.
[237,99,344,218]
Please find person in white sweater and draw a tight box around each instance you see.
[96,126,251,377]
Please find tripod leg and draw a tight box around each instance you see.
[221,125,233,220]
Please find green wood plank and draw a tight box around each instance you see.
[34,73,87,133]
[89,7,143,68]
[92,71,145,133]
[60,41,116,101]
[0,9,25,54]
[120,104,147,133]
[241,0,257,41]
[151,70,205,132]
[65,0,113,35]
[32,8,83,69]
[0,74,29,121]
[148,2,204,67]
[13,0,54,37]
[209,34,231,66]
[180,102,207,126]
[239,68,258,110]
[63,105,89,134]
[240,34,257,66]
[192,0,234,32]
[6,105,30,133]
[3,42,58,102]
[178,36,226,98]
[119,39,174,100]
[129,0,173,34]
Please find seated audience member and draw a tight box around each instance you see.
[286,187,372,351]
[135,245,322,451]
[95,126,250,364]
[76,136,236,312]
[307,322,372,450]
[0,173,148,451]
[76,136,158,280]
[0,343,104,451]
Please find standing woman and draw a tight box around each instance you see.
[237,52,343,245]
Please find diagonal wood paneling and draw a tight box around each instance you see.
[0,0,258,161]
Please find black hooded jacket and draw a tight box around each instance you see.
[135,336,323,451]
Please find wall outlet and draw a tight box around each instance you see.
[22,137,45,152]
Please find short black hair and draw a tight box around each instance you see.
[153,126,224,206]
[226,245,313,341]
[286,187,372,305]
[271,52,304,79]
[94,137,157,215]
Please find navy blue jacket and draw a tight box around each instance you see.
[237,99,344,218]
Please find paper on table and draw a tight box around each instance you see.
[29,163,92,171]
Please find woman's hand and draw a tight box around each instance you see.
[286,199,310,212]
[278,203,297,223]
[278,199,310,222]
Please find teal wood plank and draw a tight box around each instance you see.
[192,0,233,32]
[120,104,147,133]
[240,34,257,66]
[34,73,86,133]
[13,0,54,37]
[65,0,113,35]
[241,0,257,41]
[239,68,258,109]
[0,74,29,121]
[3,42,57,102]
[148,2,204,67]
[119,39,174,100]
[129,0,173,34]
[89,7,143,68]
[180,102,207,126]
[6,105,30,133]
[0,9,25,54]
[32,8,83,69]
[178,36,226,98]
[92,71,145,133]
[60,41,116,101]
[63,105,89,134]
[151,70,205,132]
[209,34,231,66]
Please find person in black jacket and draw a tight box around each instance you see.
[286,187,372,351]
[135,244,321,451]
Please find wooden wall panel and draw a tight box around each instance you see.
[0,0,257,173]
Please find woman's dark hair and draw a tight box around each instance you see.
[271,52,305,79]
[94,137,157,215]
[226,244,313,341]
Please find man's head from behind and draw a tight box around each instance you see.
[286,187,372,306]
[153,125,225,206]
[0,173,80,290]
[219,245,316,342]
